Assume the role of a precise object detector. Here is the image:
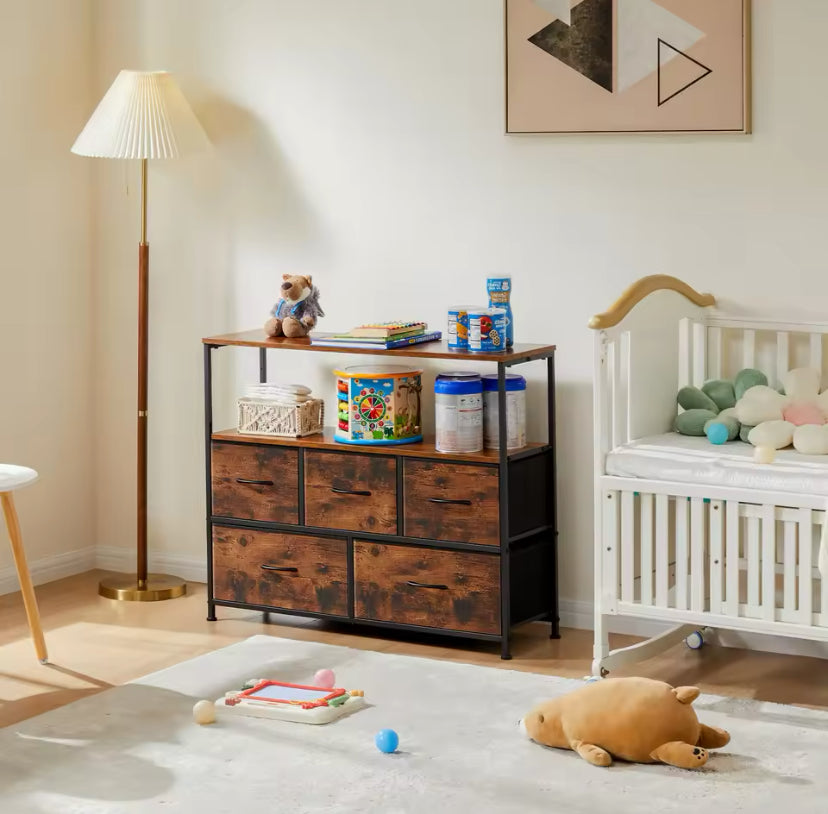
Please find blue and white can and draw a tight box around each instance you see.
[447,306,472,350]
[468,307,507,353]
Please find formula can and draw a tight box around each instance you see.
[447,306,471,350]
[482,373,526,450]
[468,307,507,353]
[486,275,513,347]
[434,372,483,454]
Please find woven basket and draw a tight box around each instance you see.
[237,397,324,438]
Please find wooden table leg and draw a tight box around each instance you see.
[1,492,48,663]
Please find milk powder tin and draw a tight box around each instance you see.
[434,372,483,454]
[447,306,472,350]
[468,307,507,353]
[482,373,526,450]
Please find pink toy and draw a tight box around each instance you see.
[783,401,825,427]
[314,669,336,688]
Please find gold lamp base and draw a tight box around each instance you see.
[99,573,187,602]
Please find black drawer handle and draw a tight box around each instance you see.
[331,487,372,497]
[427,497,472,506]
[261,564,298,573]
[236,478,274,486]
[406,580,448,590]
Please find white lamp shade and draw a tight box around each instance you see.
[71,70,210,159]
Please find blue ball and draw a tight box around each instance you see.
[374,728,399,753]
[706,422,729,445]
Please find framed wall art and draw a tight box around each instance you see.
[505,0,751,134]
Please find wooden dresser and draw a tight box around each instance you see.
[203,331,558,659]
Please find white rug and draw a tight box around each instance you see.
[1,636,826,813]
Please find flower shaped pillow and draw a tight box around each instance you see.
[735,368,828,454]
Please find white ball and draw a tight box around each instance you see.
[193,699,216,725]
[754,445,776,465]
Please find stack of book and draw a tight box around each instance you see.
[310,321,442,350]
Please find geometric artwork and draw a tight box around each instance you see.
[505,0,751,133]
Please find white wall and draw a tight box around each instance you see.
[0,1,94,588]
[90,0,828,607]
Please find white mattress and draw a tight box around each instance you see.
[606,433,828,498]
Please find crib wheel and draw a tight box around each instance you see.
[590,660,609,678]
[685,630,705,650]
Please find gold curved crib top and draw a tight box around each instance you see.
[588,274,716,330]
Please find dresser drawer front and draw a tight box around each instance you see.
[354,542,500,635]
[212,527,348,616]
[211,442,299,523]
[403,461,499,546]
[304,451,397,534]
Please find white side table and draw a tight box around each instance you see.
[0,465,48,663]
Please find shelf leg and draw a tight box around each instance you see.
[263,611,271,624]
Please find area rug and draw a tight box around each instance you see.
[1,636,826,813]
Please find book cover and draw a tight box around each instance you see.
[349,321,427,338]
[310,330,441,350]
[328,327,424,344]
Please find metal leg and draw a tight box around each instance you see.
[497,362,511,660]
[500,633,512,661]
[263,611,271,624]
[259,347,267,384]
[204,344,217,623]
[547,354,559,638]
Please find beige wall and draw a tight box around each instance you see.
[0,1,94,586]
[89,0,828,610]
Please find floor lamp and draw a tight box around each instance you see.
[72,71,210,601]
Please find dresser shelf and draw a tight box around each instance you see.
[203,328,559,659]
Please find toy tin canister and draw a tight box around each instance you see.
[434,372,483,454]
[486,275,513,347]
[468,307,507,353]
[482,373,526,450]
[447,306,472,350]
[335,365,422,445]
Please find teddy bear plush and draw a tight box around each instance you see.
[521,676,730,769]
[264,274,324,339]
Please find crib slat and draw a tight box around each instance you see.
[690,498,704,612]
[798,508,812,624]
[776,332,789,389]
[655,494,669,608]
[708,327,723,381]
[761,505,776,621]
[726,500,740,616]
[692,322,706,389]
[676,497,689,610]
[747,516,760,613]
[709,501,723,615]
[678,319,691,389]
[603,491,619,609]
[641,494,653,606]
[743,329,756,369]
[621,492,634,603]
[783,520,796,616]
[810,333,823,374]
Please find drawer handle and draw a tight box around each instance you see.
[406,580,448,590]
[427,497,472,506]
[236,478,274,486]
[331,487,372,497]
[261,564,299,573]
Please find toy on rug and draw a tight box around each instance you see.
[192,699,216,725]
[735,367,828,454]
[375,728,400,754]
[675,368,767,444]
[521,676,730,769]
[215,678,365,725]
[264,274,324,339]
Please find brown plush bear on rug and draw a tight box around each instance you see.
[521,676,730,769]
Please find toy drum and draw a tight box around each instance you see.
[334,365,423,445]
[468,307,507,353]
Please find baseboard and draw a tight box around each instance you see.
[95,547,207,584]
[0,546,97,596]
[559,598,828,660]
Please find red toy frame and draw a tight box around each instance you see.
[226,680,347,710]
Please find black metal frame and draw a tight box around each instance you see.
[203,341,558,659]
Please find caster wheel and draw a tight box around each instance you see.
[685,630,705,650]
[590,660,609,679]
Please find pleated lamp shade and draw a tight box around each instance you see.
[71,70,209,159]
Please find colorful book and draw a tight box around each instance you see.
[310,330,442,350]
[349,321,427,339]
[328,327,424,344]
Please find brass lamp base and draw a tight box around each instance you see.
[99,573,187,602]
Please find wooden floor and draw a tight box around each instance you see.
[2,570,827,728]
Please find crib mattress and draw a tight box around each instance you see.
[606,433,828,498]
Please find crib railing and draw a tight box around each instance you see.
[602,485,828,636]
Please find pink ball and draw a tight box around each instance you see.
[782,401,825,427]
[314,668,336,688]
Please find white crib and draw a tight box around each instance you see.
[590,276,828,677]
